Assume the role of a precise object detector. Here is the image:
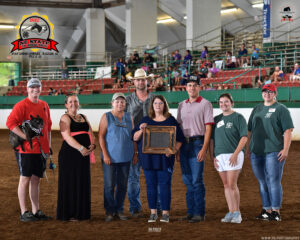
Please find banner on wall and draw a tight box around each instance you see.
[94,66,111,79]
[263,0,271,42]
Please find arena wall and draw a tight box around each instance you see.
[1,108,300,140]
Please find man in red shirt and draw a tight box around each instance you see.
[6,78,52,222]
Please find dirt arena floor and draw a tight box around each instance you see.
[0,129,299,240]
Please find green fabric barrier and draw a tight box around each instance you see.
[0,87,298,109]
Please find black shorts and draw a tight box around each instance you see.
[16,153,46,178]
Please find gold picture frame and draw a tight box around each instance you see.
[142,125,177,154]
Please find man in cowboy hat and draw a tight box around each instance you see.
[125,68,155,217]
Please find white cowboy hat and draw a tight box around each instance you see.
[133,68,150,79]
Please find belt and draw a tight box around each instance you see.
[185,135,204,143]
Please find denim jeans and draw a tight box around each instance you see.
[144,169,172,211]
[127,161,142,214]
[180,139,205,216]
[102,161,130,215]
[251,152,285,210]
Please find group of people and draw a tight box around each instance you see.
[6,68,294,223]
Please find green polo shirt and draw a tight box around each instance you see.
[212,112,248,156]
[248,102,294,155]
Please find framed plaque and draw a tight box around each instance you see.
[142,125,177,154]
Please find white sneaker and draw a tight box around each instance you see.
[221,212,233,222]
[231,211,242,224]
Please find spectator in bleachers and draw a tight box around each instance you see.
[199,64,209,78]
[200,46,208,60]
[237,43,249,67]
[174,50,182,66]
[291,63,300,81]
[48,88,57,96]
[61,60,69,80]
[270,66,284,82]
[225,51,236,69]
[56,88,64,95]
[153,76,166,92]
[143,52,154,66]
[201,58,212,68]
[183,50,193,67]
[171,68,180,86]
[125,67,133,82]
[133,51,141,64]
[116,58,126,77]
[251,44,259,66]
[181,69,190,85]
[207,62,220,78]
[74,83,82,95]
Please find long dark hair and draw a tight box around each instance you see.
[148,95,171,119]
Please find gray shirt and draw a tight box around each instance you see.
[125,91,155,127]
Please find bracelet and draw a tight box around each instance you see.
[78,145,84,152]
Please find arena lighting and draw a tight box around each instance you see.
[0,25,15,29]
[252,3,264,8]
[221,8,238,14]
[156,18,176,24]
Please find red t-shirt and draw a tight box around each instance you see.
[6,98,52,154]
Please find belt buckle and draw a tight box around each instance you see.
[185,137,190,143]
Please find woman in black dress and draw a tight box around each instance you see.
[57,94,96,221]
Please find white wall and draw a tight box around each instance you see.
[2,108,300,140]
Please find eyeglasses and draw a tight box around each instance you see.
[262,90,275,94]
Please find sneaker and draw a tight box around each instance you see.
[188,215,205,223]
[255,209,271,221]
[160,214,170,223]
[105,214,114,222]
[270,211,281,221]
[231,211,242,224]
[178,214,193,221]
[20,211,39,222]
[148,214,158,223]
[221,212,233,223]
[117,213,128,221]
[33,210,52,220]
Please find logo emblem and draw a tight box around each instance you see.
[11,12,58,53]
[280,6,294,22]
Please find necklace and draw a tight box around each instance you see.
[68,113,82,121]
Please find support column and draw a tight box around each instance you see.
[126,0,157,55]
[86,8,106,63]
[186,0,221,50]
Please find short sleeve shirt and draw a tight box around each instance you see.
[212,112,248,156]
[177,96,214,137]
[6,98,52,154]
[248,102,294,155]
[125,91,155,127]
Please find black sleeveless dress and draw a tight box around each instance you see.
[57,115,91,221]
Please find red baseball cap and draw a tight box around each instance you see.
[262,84,277,92]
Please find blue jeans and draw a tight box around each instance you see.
[144,169,172,211]
[251,152,285,210]
[128,161,142,214]
[180,139,205,216]
[102,161,130,215]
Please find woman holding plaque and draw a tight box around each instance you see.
[133,95,184,223]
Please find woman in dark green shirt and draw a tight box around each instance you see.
[210,93,248,224]
[248,84,294,222]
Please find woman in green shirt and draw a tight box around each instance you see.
[248,84,294,221]
[210,93,248,224]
